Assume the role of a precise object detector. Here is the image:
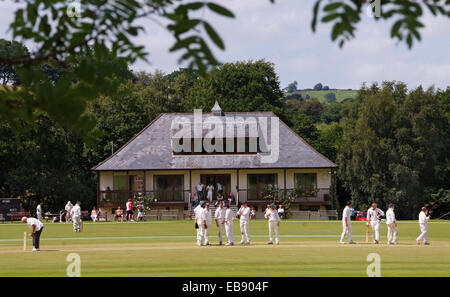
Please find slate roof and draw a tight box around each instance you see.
[92,111,337,171]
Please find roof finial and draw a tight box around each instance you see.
[211,100,223,116]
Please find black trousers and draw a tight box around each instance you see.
[33,227,43,249]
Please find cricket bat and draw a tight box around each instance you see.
[365,223,370,243]
[23,232,27,251]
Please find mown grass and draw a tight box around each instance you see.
[0,219,449,276]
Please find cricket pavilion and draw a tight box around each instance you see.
[92,102,337,220]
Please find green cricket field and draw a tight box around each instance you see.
[1,219,449,277]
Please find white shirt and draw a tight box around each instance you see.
[264,209,280,222]
[196,184,204,191]
[126,201,132,211]
[342,206,351,223]
[367,208,384,222]
[65,203,73,211]
[386,208,396,224]
[224,208,234,223]
[206,185,214,194]
[71,205,81,217]
[215,207,226,221]
[36,205,42,214]
[238,206,250,221]
[217,183,223,191]
[419,211,430,225]
[201,208,212,225]
[27,218,43,231]
[194,205,203,224]
[278,208,284,214]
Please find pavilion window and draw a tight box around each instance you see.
[294,173,317,196]
[247,174,277,200]
[154,175,184,201]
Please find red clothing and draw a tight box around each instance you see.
[126,201,133,211]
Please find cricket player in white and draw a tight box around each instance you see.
[22,216,44,251]
[201,202,212,245]
[194,202,205,246]
[36,203,42,220]
[367,203,384,244]
[215,201,226,245]
[224,204,234,246]
[206,184,214,202]
[386,203,398,245]
[238,201,251,245]
[416,206,431,245]
[65,201,73,222]
[70,201,82,232]
[264,204,280,245]
[340,201,355,244]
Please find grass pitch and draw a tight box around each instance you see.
[0,219,449,277]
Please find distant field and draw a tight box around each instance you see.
[1,220,449,277]
[286,89,358,102]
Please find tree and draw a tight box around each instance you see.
[286,81,298,93]
[185,60,287,121]
[321,102,343,123]
[337,82,449,218]
[0,1,238,142]
[292,114,320,145]
[314,83,323,90]
[0,116,96,213]
[323,85,330,90]
[299,98,325,122]
[0,39,29,85]
[315,122,343,161]
[325,92,337,103]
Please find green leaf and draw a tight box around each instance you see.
[391,20,403,38]
[203,21,225,50]
[324,2,342,12]
[322,13,341,23]
[207,3,235,18]
[311,0,322,32]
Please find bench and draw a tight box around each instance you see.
[183,210,192,220]
[160,210,179,220]
[97,210,107,221]
[143,210,159,221]
[81,211,90,220]
[10,211,31,221]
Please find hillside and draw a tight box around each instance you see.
[285,89,358,103]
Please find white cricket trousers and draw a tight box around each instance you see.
[416,223,428,243]
[387,223,398,243]
[202,222,211,244]
[240,220,250,243]
[371,220,380,241]
[340,222,352,243]
[217,222,225,243]
[72,216,81,231]
[225,221,234,244]
[268,221,279,243]
[197,222,204,245]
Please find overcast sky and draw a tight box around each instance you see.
[1,0,449,90]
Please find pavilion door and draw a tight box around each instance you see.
[200,174,231,200]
